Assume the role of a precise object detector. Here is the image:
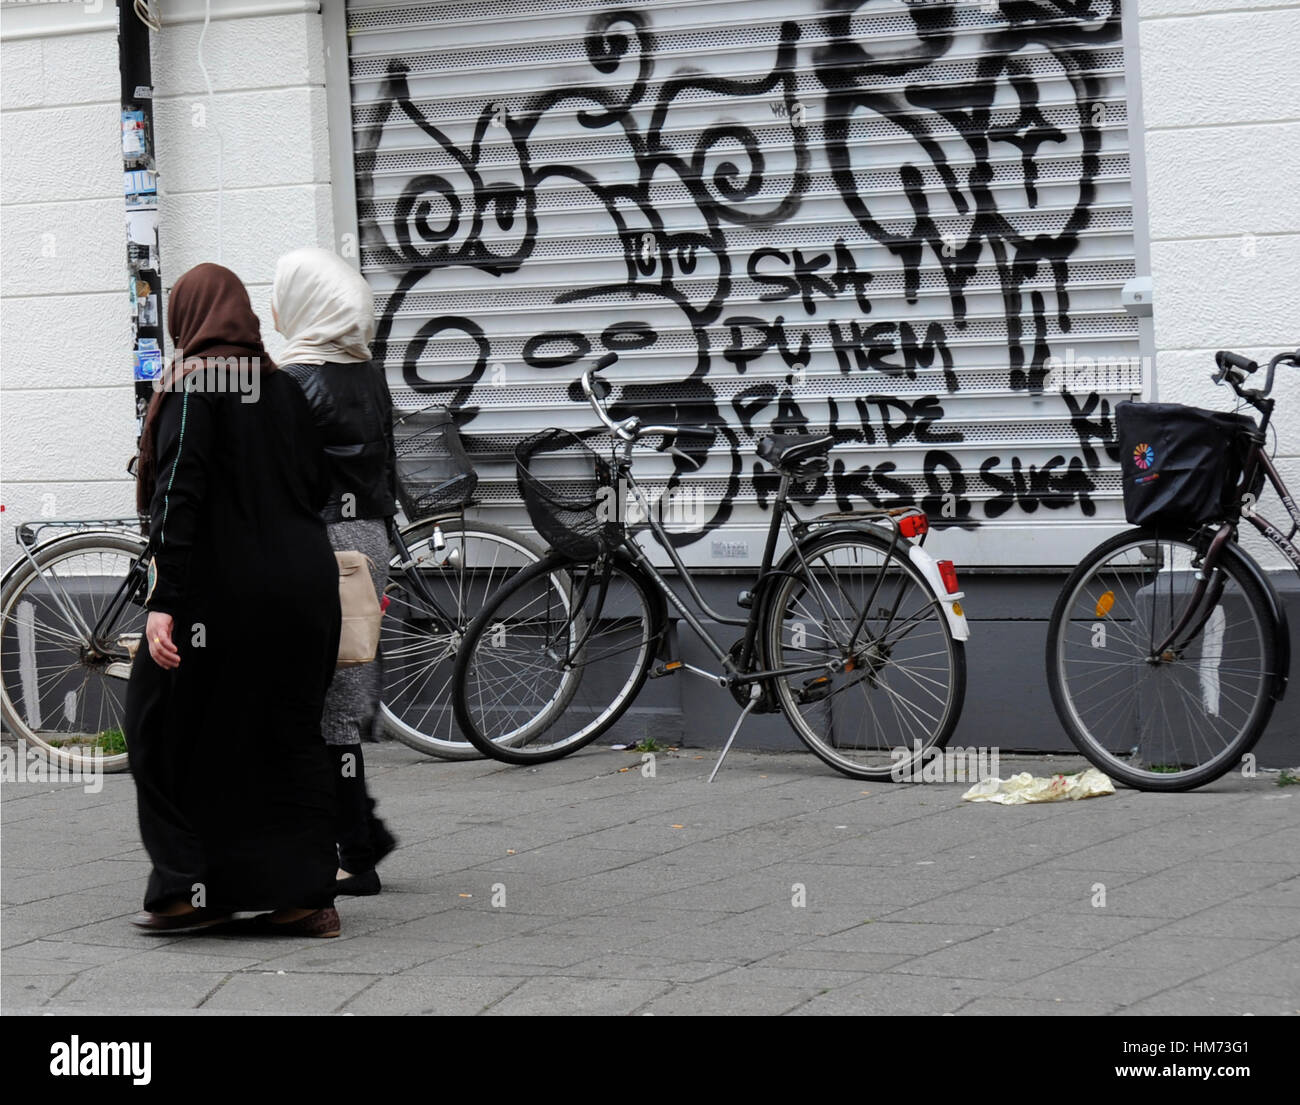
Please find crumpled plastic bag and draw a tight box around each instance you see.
[961,768,1115,804]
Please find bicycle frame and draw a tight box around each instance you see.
[1241,450,1300,570]
[5,520,150,660]
[1153,391,1300,660]
[388,509,535,636]
[389,514,464,634]
[577,437,927,693]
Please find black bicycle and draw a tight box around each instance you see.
[1046,348,1300,791]
[451,353,972,780]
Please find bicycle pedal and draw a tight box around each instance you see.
[648,660,684,680]
[798,675,833,703]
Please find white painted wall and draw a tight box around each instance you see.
[1,14,135,559]
[0,0,333,564]
[1138,0,1300,566]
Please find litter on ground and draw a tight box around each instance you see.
[961,768,1116,805]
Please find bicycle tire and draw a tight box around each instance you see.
[452,554,658,765]
[0,531,148,774]
[1046,527,1277,791]
[765,529,966,781]
[380,517,547,759]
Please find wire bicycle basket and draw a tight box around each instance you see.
[515,428,620,562]
[393,405,478,519]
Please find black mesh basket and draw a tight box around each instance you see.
[1116,401,1259,528]
[515,428,619,561]
[393,405,478,519]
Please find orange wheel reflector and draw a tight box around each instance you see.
[1095,591,1115,618]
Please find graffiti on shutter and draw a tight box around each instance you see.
[347,0,1140,563]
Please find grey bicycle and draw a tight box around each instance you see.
[451,353,972,781]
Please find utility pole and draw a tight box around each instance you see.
[118,1,163,436]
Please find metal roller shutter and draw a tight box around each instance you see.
[343,0,1144,567]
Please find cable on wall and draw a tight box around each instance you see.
[133,0,162,33]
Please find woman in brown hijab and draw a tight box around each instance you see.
[125,263,343,937]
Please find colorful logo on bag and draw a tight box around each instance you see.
[1133,442,1155,470]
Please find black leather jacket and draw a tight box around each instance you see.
[281,360,398,524]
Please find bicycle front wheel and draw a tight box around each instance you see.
[1046,528,1277,791]
[0,532,148,773]
[452,555,657,765]
[380,518,546,759]
[766,531,966,780]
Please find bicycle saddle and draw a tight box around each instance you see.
[756,433,833,473]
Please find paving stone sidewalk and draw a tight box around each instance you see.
[3,743,1298,1015]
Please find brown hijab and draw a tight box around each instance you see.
[136,263,275,514]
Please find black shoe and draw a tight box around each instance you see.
[335,868,382,897]
[369,817,398,867]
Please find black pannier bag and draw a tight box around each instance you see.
[1116,401,1259,528]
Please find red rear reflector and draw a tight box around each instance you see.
[937,560,960,594]
[898,513,929,538]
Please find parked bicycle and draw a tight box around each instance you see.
[0,518,148,773]
[381,405,544,758]
[0,405,543,771]
[1046,348,1300,791]
[451,353,972,780]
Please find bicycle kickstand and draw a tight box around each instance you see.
[708,684,763,783]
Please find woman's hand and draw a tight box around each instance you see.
[146,611,181,669]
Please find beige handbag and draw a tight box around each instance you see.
[335,551,382,666]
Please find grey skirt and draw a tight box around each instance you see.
[323,518,389,746]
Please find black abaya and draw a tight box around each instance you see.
[125,370,341,913]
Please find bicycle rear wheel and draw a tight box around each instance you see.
[380,518,545,759]
[765,531,966,780]
[452,555,657,764]
[0,532,148,773]
[1046,527,1277,791]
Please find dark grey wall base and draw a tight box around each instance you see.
[610,572,1300,768]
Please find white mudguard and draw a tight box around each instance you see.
[907,544,971,642]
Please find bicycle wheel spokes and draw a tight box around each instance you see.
[455,559,655,764]
[770,535,964,779]
[0,538,145,771]
[381,522,543,759]
[1051,533,1273,788]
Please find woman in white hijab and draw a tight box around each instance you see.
[272,247,398,897]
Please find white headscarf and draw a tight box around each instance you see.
[271,247,376,365]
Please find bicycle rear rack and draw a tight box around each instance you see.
[16,517,146,547]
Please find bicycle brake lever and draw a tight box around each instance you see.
[666,445,703,470]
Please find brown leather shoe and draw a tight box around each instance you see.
[242,907,340,938]
[130,907,231,933]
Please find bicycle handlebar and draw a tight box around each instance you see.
[581,355,713,447]
[581,365,630,437]
[1214,350,1258,377]
[1213,348,1298,401]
